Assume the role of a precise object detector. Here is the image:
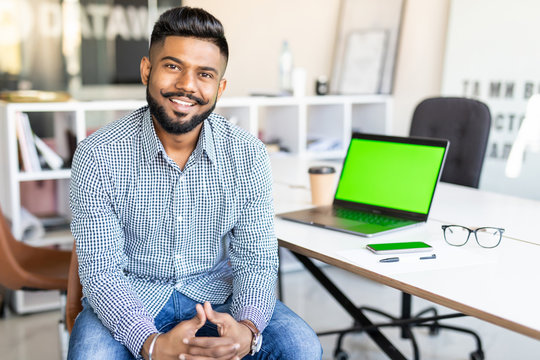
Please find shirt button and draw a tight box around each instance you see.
[177,215,183,222]
[174,254,181,260]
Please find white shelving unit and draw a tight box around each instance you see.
[0,100,146,314]
[0,95,391,313]
[216,95,391,158]
[0,100,146,248]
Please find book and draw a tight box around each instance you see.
[15,113,32,172]
[15,112,41,172]
[34,134,64,170]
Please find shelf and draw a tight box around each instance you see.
[10,289,62,314]
[17,169,71,181]
[2,95,390,111]
[304,150,347,160]
[41,229,73,248]
[3,99,147,112]
[219,94,390,106]
[20,228,73,248]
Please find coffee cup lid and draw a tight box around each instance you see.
[308,166,336,174]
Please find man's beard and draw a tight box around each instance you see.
[147,87,217,135]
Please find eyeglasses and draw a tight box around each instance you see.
[441,225,505,248]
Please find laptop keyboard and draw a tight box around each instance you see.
[333,207,405,226]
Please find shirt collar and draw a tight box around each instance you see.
[141,108,163,165]
[189,118,217,167]
[141,109,217,166]
[201,118,217,165]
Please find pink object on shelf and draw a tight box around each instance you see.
[20,180,58,217]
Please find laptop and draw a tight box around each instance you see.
[278,132,449,237]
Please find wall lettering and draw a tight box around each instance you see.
[0,2,153,42]
[460,79,537,160]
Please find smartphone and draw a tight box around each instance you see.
[366,241,432,255]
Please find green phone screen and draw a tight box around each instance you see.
[368,242,432,251]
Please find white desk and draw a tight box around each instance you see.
[271,157,540,350]
[430,182,540,245]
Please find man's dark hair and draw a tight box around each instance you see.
[150,6,229,64]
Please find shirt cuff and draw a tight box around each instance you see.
[236,305,267,333]
[123,319,158,358]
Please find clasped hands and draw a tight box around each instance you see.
[142,301,253,360]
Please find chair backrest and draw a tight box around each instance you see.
[409,97,491,188]
[66,244,83,333]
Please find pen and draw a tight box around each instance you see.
[419,254,436,260]
[379,257,399,263]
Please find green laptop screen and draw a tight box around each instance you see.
[334,138,446,214]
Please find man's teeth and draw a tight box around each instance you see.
[171,99,194,106]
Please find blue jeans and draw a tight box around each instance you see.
[68,291,322,359]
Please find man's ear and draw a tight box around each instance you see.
[140,56,151,85]
[217,78,227,99]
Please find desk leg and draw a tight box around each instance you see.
[291,252,407,360]
[401,292,412,339]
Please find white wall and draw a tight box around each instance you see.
[184,0,340,97]
[441,0,540,199]
[392,0,450,135]
[184,0,451,135]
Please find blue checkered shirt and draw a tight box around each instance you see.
[70,106,278,358]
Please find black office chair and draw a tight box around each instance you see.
[410,97,491,188]
[327,97,492,360]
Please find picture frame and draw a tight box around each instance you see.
[338,29,388,94]
[331,0,405,94]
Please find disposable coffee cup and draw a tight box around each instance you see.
[308,166,336,206]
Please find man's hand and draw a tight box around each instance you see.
[141,303,240,360]
[182,302,253,359]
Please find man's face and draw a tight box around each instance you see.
[140,36,227,135]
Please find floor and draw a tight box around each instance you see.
[1,253,539,360]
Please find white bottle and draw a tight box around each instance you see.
[279,40,293,94]
[292,67,306,97]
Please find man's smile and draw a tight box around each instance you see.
[170,98,195,107]
[161,89,206,106]
[169,97,197,112]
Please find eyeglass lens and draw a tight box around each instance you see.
[443,226,503,248]
[475,227,502,248]
[443,225,470,246]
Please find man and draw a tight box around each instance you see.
[68,6,322,360]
